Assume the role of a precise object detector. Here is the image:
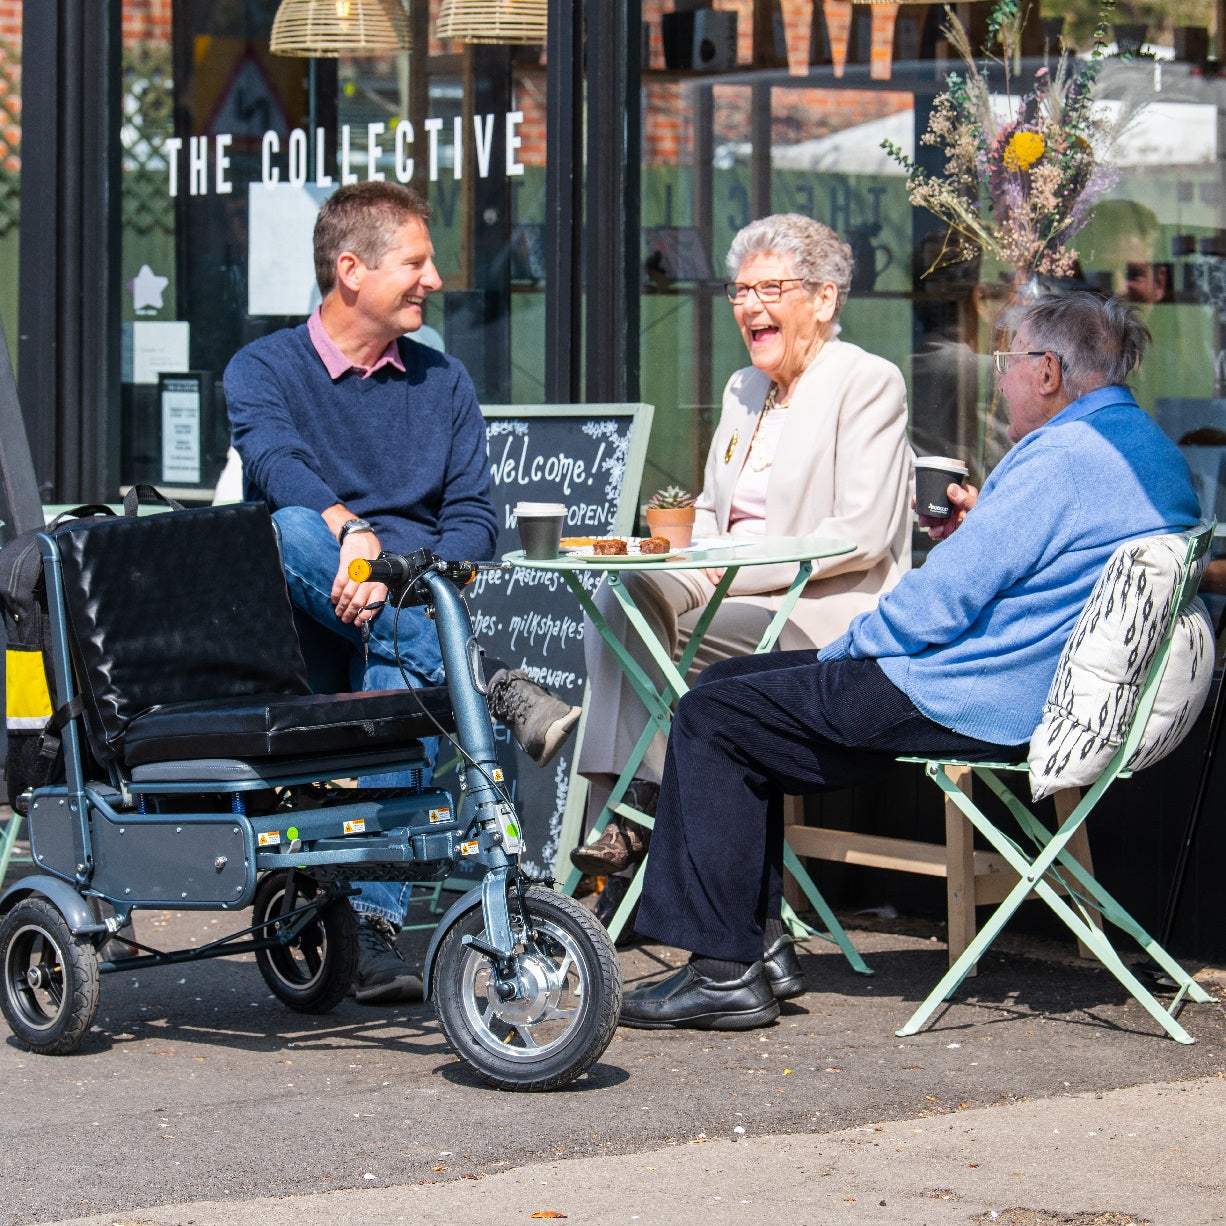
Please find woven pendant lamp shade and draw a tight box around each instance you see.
[435,0,548,44]
[270,0,411,57]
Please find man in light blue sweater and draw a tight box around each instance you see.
[224,183,576,1002]
[622,292,1201,1031]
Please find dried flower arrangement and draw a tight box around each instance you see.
[883,0,1135,279]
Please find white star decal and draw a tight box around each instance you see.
[129,264,170,312]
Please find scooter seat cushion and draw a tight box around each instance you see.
[122,687,455,766]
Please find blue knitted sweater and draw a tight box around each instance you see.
[819,387,1200,745]
[224,323,497,561]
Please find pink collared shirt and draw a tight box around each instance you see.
[307,307,406,380]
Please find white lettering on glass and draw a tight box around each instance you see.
[189,135,208,196]
[215,134,233,195]
[367,122,385,181]
[260,131,279,186]
[506,111,524,177]
[424,117,443,182]
[474,113,495,178]
[394,120,414,182]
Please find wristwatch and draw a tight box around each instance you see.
[337,517,374,544]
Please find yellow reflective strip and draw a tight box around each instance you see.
[5,646,53,723]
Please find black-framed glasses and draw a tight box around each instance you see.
[992,349,1063,375]
[724,278,804,305]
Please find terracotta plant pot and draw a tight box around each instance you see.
[644,505,696,549]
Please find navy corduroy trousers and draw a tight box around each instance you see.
[633,652,1023,963]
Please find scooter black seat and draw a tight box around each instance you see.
[47,502,454,774]
[122,686,455,767]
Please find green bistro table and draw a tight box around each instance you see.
[503,534,872,973]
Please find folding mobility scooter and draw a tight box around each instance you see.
[0,501,621,1090]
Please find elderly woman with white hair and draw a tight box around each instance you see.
[573,214,914,979]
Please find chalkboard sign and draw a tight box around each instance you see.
[441,403,653,879]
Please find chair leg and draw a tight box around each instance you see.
[782,794,806,911]
[1,809,24,884]
[1053,787,1100,959]
[782,841,873,975]
[944,765,978,974]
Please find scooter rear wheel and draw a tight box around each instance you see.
[252,872,357,1013]
[432,885,621,1091]
[0,897,100,1055]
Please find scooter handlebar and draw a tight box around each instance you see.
[349,552,506,589]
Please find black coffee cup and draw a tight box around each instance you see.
[515,502,567,559]
[914,456,969,519]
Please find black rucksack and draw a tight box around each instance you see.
[2,505,115,807]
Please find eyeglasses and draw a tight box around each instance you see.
[992,349,1063,375]
[724,278,804,305]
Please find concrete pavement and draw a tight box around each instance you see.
[41,1075,1226,1225]
[1,891,1223,1226]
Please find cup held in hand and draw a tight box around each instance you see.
[914,456,969,519]
[515,502,567,559]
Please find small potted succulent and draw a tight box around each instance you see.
[644,485,697,549]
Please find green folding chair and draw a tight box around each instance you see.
[1,806,30,884]
[897,521,1218,1044]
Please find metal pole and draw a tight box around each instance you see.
[1158,666,1226,946]
[0,314,43,542]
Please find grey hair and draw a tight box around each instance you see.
[1020,292,1151,400]
[725,214,854,320]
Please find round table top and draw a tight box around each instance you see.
[503,534,855,571]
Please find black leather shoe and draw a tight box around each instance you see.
[619,961,780,1031]
[763,934,806,1000]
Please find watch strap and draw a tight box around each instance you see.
[338,517,374,544]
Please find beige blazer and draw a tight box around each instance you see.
[693,336,914,649]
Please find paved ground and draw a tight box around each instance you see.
[1,878,1223,1226]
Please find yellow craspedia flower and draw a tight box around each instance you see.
[1003,130,1045,172]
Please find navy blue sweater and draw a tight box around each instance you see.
[224,324,497,561]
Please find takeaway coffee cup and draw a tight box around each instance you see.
[514,502,568,559]
[914,456,970,519]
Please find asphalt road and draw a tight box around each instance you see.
[2,903,1223,1226]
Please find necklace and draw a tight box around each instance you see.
[747,382,790,471]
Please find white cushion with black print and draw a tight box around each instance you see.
[1028,531,1214,801]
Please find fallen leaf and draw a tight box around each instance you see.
[433,1165,444,1172]
[462,1173,478,1180]
[530,1214,568,1220]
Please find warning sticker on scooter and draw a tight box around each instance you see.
[343,819,366,834]
[492,768,504,782]
[258,831,279,847]
[429,807,452,823]
[460,840,480,855]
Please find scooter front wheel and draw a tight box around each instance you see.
[432,885,622,1091]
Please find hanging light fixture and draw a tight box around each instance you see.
[435,0,548,45]
[270,0,411,57]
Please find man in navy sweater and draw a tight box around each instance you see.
[620,292,1201,1031]
[225,182,577,1002]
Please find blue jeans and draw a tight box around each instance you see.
[274,506,445,925]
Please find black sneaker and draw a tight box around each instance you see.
[353,915,423,1005]
[487,668,581,767]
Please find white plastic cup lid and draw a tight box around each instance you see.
[514,502,567,515]
[914,456,969,475]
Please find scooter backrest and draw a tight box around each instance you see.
[49,501,311,764]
